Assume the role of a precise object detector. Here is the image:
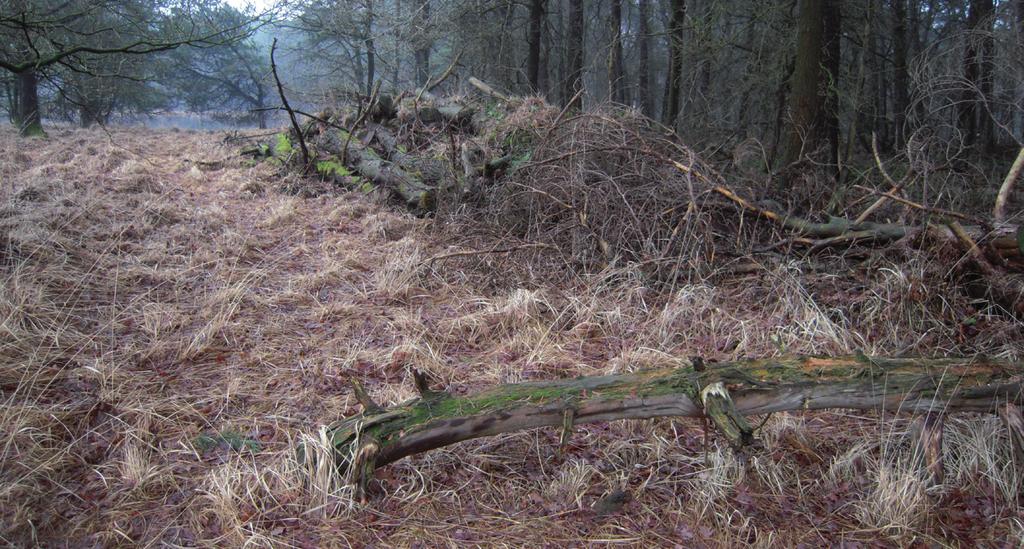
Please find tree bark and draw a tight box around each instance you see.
[959,0,995,154]
[316,129,435,210]
[637,0,652,115]
[413,0,431,88]
[662,0,686,127]
[607,0,626,104]
[822,0,841,168]
[893,0,910,149]
[563,0,584,107]
[391,0,402,91]
[15,68,43,137]
[780,0,829,170]
[365,0,376,96]
[526,0,545,93]
[321,355,1024,501]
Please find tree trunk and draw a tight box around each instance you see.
[780,0,828,170]
[320,355,1024,501]
[4,75,17,124]
[607,0,626,104]
[352,43,366,96]
[526,0,545,93]
[959,0,995,154]
[414,0,431,87]
[893,0,910,149]
[15,69,43,137]
[392,0,401,91]
[1017,0,1024,143]
[78,103,107,128]
[637,0,652,115]
[538,5,550,96]
[563,0,584,106]
[661,0,686,127]
[365,0,376,96]
[822,0,841,169]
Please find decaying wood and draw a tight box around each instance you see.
[401,89,475,127]
[316,129,435,209]
[468,76,513,103]
[315,355,1024,498]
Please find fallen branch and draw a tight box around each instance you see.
[853,132,910,224]
[852,185,978,223]
[995,147,1024,224]
[426,242,554,264]
[468,76,513,103]
[316,355,1024,501]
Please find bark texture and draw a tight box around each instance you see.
[319,355,1024,501]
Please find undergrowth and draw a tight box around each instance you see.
[0,127,1022,546]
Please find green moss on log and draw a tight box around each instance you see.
[319,355,1024,482]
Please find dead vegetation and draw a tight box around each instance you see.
[1,122,1023,546]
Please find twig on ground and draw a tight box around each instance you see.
[427,243,554,264]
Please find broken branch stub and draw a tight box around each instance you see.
[313,355,1024,496]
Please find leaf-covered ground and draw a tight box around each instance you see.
[1,127,1022,546]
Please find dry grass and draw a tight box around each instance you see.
[1,126,1023,546]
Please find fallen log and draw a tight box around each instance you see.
[316,129,435,210]
[316,355,1024,502]
[398,90,475,127]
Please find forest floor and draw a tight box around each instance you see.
[2,127,1023,547]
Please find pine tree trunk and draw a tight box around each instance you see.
[527,0,545,93]
[563,0,584,106]
[608,0,626,104]
[822,0,841,169]
[893,0,910,149]
[959,0,995,154]
[780,0,826,170]
[661,0,686,127]
[637,0,652,115]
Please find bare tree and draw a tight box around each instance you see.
[0,0,261,136]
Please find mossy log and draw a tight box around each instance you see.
[315,130,435,210]
[398,90,475,128]
[320,355,1024,501]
